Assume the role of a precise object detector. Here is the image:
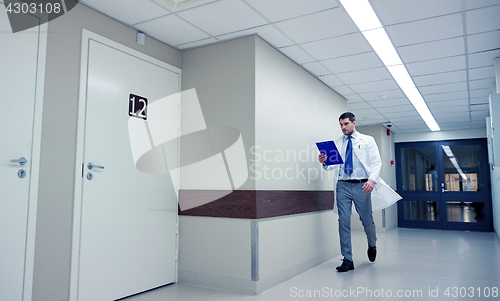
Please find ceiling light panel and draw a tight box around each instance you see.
[177,0,267,36]
[274,8,358,44]
[245,0,340,22]
[370,0,461,25]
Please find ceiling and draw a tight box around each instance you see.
[80,0,500,133]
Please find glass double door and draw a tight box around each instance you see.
[396,139,493,231]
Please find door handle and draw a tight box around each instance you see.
[11,157,27,166]
[442,189,449,192]
[87,162,104,170]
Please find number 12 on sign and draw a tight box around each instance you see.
[129,94,148,120]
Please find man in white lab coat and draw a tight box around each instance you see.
[319,112,383,272]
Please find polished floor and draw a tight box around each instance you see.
[126,228,500,301]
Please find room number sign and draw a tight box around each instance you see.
[128,94,148,120]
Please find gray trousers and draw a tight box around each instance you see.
[336,180,377,262]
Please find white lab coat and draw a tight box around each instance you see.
[323,131,401,214]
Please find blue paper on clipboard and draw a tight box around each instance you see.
[316,140,344,165]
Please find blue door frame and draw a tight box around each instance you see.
[396,138,493,232]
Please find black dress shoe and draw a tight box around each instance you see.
[336,259,354,272]
[368,246,377,262]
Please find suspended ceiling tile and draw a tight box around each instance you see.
[406,56,466,76]
[470,88,494,98]
[351,108,378,116]
[177,37,219,49]
[301,62,331,76]
[470,96,490,104]
[278,46,314,64]
[344,94,365,103]
[319,75,344,87]
[177,0,268,36]
[371,0,461,26]
[217,25,293,47]
[81,0,169,25]
[467,31,500,53]
[465,5,500,35]
[301,33,372,61]
[349,80,399,94]
[471,121,487,128]
[335,67,392,85]
[434,112,471,121]
[377,104,415,113]
[413,71,467,86]
[468,65,495,80]
[149,0,218,12]
[469,78,496,89]
[419,82,469,95]
[321,52,383,74]
[332,85,356,96]
[358,89,405,101]
[359,118,390,125]
[386,13,463,47]
[346,101,373,110]
[471,104,491,111]
[432,105,470,114]
[367,98,410,108]
[471,110,490,119]
[398,125,432,132]
[390,116,425,123]
[397,37,465,62]
[391,128,403,134]
[274,8,358,44]
[245,0,340,22]
[423,90,469,102]
[427,99,469,108]
[468,50,500,68]
[136,14,210,46]
[439,123,472,131]
[464,0,500,10]
[382,110,421,118]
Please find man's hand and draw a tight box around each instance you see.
[318,153,327,166]
[362,180,375,194]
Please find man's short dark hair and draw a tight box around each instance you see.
[339,112,355,122]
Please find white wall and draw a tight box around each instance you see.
[490,94,500,239]
[254,37,344,191]
[34,2,180,300]
[254,36,344,292]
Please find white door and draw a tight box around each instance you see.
[0,6,45,301]
[75,38,180,301]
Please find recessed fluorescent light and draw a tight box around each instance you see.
[339,0,440,131]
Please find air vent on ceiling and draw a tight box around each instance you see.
[153,0,212,11]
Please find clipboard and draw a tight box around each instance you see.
[316,140,344,165]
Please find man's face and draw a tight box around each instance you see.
[339,118,356,136]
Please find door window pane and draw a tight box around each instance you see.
[401,147,437,191]
[442,144,482,192]
[403,200,439,221]
[446,201,485,223]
